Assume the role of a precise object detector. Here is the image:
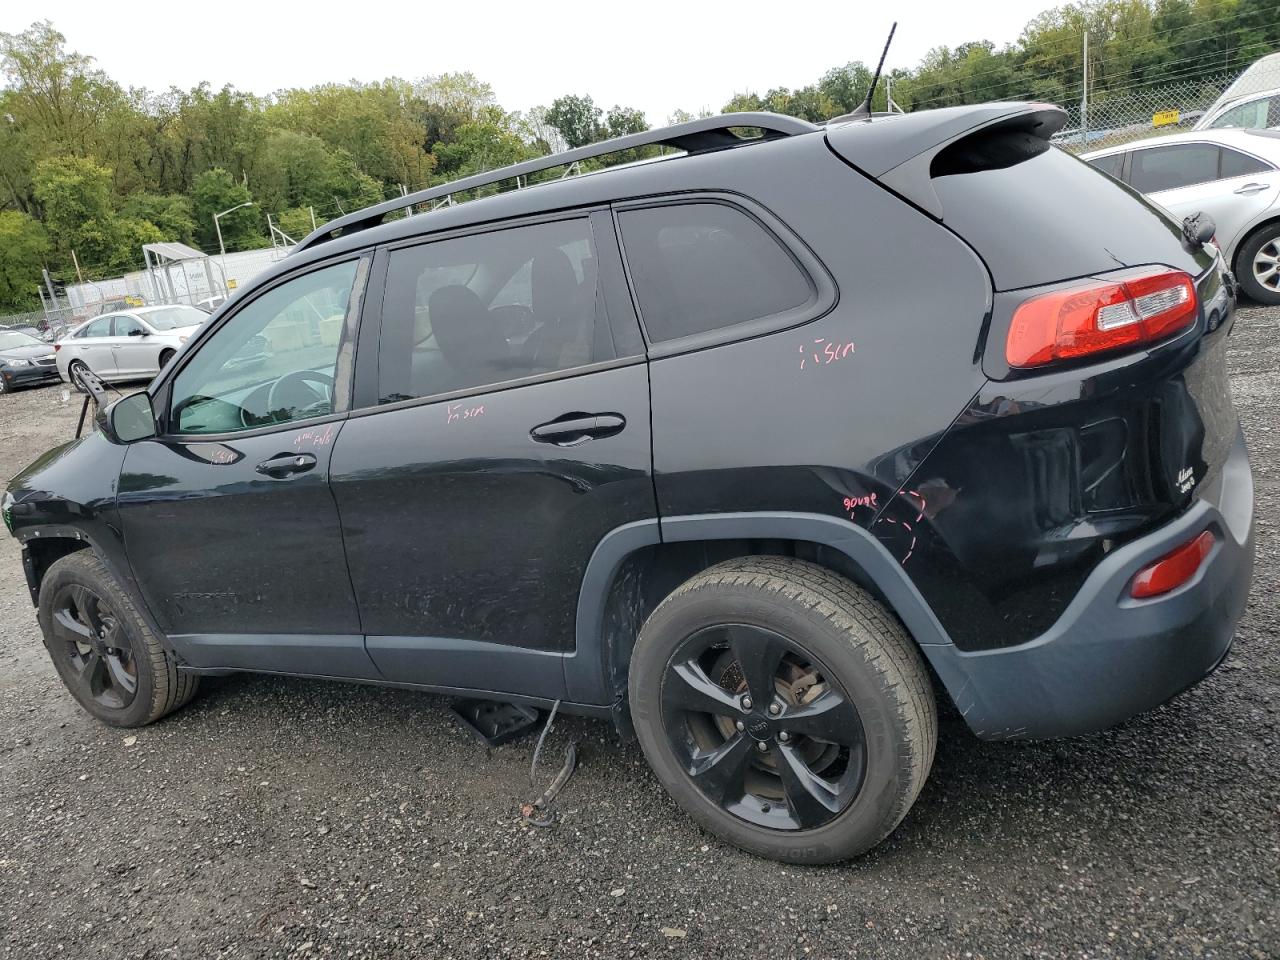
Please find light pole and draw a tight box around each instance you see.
[213,201,254,296]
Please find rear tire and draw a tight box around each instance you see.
[158,349,175,371]
[38,551,198,727]
[68,359,89,393]
[629,557,936,863]
[1235,222,1280,305]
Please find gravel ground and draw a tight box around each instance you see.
[1,310,1277,960]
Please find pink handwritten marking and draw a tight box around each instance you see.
[447,402,486,425]
[210,448,236,465]
[799,338,855,370]
[292,424,335,449]
[843,493,878,512]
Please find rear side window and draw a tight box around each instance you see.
[617,202,813,343]
[1129,144,1220,192]
[1087,152,1125,180]
[1220,147,1272,179]
[378,217,612,404]
[78,317,113,338]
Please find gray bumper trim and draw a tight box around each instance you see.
[923,425,1255,740]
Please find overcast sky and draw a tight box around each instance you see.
[7,1,1043,122]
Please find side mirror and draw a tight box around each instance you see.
[127,328,146,337]
[99,392,158,444]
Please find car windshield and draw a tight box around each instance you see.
[0,331,41,349]
[142,306,207,331]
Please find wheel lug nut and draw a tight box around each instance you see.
[735,720,745,732]
[768,703,780,716]
[778,731,791,743]
[740,696,752,711]
[756,741,768,752]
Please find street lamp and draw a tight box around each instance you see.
[213,201,254,296]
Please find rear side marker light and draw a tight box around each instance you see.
[1130,530,1215,599]
[1007,269,1198,369]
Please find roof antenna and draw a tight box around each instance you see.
[844,22,897,122]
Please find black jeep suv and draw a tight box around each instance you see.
[3,105,1253,863]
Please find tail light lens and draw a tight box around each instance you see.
[54,343,61,352]
[1130,529,1215,599]
[1006,268,1197,369]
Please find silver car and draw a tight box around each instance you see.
[1083,129,1280,304]
[55,304,207,385]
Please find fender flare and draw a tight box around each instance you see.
[564,511,955,704]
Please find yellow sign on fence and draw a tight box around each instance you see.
[227,279,238,290]
[1153,109,1181,128]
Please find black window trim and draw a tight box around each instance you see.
[350,204,649,419]
[1124,139,1277,193]
[149,251,372,443]
[609,190,837,360]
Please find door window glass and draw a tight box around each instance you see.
[113,316,145,337]
[1129,144,1221,192]
[78,317,113,338]
[1086,152,1125,180]
[378,217,609,404]
[617,201,813,343]
[1209,98,1271,130]
[1220,147,1272,179]
[169,260,357,435]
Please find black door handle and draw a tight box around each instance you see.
[256,452,317,478]
[530,413,626,446]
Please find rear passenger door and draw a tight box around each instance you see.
[330,211,655,702]
[1130,142,1280,248]
[110,314,154,379]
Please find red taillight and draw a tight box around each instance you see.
[1130,530,1215,599]
[1006,268,1198,369]
[53,343,61,352]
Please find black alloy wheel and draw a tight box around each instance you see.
[47,582,138,710]
[660,623,866,831]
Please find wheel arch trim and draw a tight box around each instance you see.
[567,511,955,705]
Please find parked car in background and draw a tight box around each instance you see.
[0,329,60,394]
[54,304,207,385]
[0,323,45,339]
[1195,51,1280,132]
[1084,129,1280,303]
[195,296,227,313]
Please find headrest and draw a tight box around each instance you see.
[532,248,579,320]
[428,284,498,371]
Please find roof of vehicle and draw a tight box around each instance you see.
[1198,51,1280,124]
[1081,127,1280,160]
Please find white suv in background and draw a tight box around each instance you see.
[55,304,207,385]
[1195,52,1280,132]
[1083,128,1280,304]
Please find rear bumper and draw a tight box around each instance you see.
[924,424,1254,740]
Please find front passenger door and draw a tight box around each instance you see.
[69,316,118,378]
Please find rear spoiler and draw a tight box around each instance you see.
[825,102,1068,220]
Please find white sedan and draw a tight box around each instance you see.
[1083,128,1280,304]
[55,305,207,385]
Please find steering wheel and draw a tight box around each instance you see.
[263,370,334,424]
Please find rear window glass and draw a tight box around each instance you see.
[617,202,813,343]
[930,145,1199,290]
[1087,152,1124,179]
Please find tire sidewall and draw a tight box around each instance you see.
[1236,225,1280,305]
[68,360,89,393]
[38,554,159,727]
[630,579,920,863]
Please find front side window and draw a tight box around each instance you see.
[114,316,145,337]
[378,217,610,404]
[169,260,358,435]
[617,201,814,343]
[1129,144,1221,193]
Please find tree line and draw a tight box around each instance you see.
[1,0,1277,311]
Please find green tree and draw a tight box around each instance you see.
[0,210,49,310]
[32,155,120,268]
[545,94,603,149]
[192,168,261,251]
[118,193,196,244]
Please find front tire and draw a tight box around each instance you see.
[38,551,198,727]
[1236,223,1280,305]
[629,557,936,863]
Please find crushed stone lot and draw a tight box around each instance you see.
[1,310,1277,960]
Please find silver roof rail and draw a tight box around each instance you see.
[293,112,817,253]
